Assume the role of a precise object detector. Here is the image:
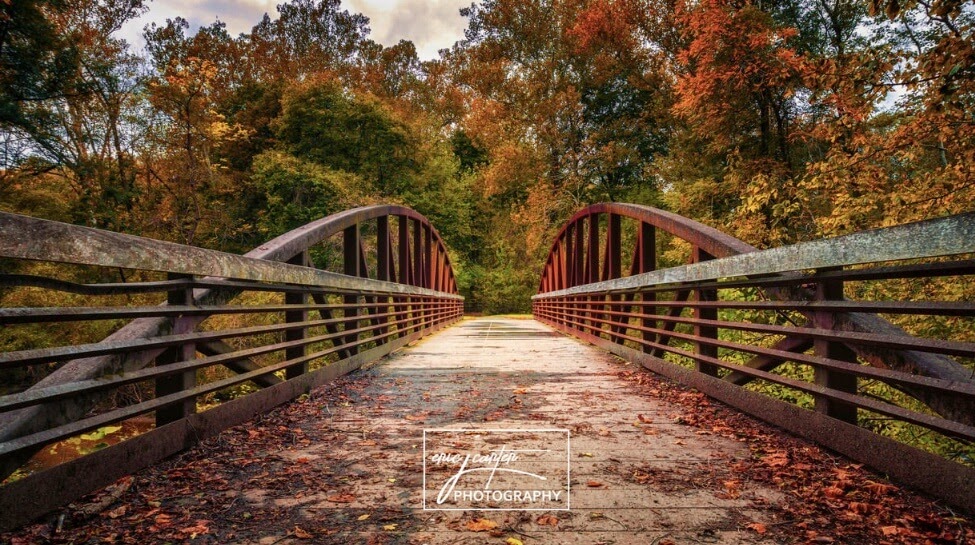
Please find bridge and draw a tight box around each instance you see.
[1,204,974,542]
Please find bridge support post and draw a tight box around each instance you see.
[396,216,410,337]
[413,219,423,333]
[813,273,858,423]
[639,223,656,353]
[155,274,197,426]
[693,248,719,376]
[285,252,309,379]
[586,213,601,331]
[344,225,360,356]
[607,214,624,343]
[377,217,391,337]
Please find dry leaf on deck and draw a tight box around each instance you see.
[466,518,498,532]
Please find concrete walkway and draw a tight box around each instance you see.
[239,317,783,544]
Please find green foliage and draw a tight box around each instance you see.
[251,150,368,237]
[0,0,77,128]
[275,81,418,197]
[478,264,536,315]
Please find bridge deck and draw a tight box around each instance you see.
[7,318,972,544]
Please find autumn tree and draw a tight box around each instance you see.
[0,0,147,230]
[247,0,370,83]
[797,0,975,235]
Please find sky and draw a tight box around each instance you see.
[119,0,472,61]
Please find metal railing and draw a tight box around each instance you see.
[0,205,463,529]
[533,203,975,512]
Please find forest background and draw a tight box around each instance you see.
[1,0,972,314]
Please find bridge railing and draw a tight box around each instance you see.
[0,205,463,530]
[533,203,975,511]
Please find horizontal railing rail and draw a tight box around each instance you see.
[533,203,975,512]
[0,205,463,530]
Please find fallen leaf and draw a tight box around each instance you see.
[466,518,498,532]
[506,538,524,545]
[326,493,356,503]
[154,513,173,527]
[638,414,653,423]
[181,520,210,537]
[823,486,845,498]
[764,451,790,467]
[586,480,604,487]
[747,522,767,534]
[357,514,370,521]
[383,524,397,531]
[294,526,312,539]
[537,514,559,526]
[514,388,528,394]
[865,481,896,496]
[880,525,899,536]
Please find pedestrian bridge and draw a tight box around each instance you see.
[1,204,973,542]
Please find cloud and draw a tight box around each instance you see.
[170,0,279,35]
[344,0,470,59]
[118,0,469,61]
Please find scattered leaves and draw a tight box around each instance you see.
[326,493,356,503]
[536,514,559,526]
[466,518,498,532]
[747,522,767,534]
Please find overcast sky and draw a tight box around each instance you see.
[119,0,472,61]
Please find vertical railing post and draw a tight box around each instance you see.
[607,214,622,342]
[285,251,309,379]
[565,224,575,289]
[573,220,584,287]
[572,221,584,332]
[397,216,410,337]
[343,224,360,356]
[377,217,391,339]
[693,247,719,376]
[412,218,423,333]
[423,223,433,331]
[554,243,565,325]
[155,273,196,426]
[813,270,858,423]
[639,222,656,353]
[586,213,601,330]
[413,219,424,288]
